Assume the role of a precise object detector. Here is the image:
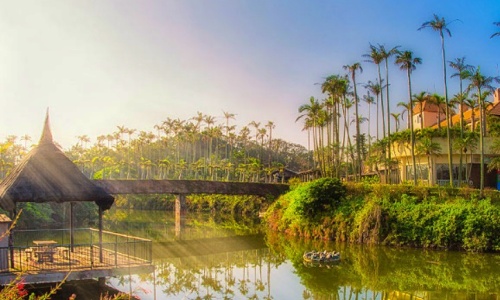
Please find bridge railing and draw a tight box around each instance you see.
[1,228,152,273]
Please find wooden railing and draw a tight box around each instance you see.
[1,228,152,273]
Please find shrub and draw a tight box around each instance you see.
[294,177,346,220]
[265,178,347,236]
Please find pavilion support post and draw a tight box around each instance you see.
[175,194,186,239]
[99,206,103,263]
[70,202,74,252]
[9,209,15,269]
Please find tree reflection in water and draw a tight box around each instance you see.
[104,210,500,299]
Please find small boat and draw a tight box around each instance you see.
[303,250,340,263]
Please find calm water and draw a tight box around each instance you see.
[101,209,500,300]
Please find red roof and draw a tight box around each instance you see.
[413,100,446,114]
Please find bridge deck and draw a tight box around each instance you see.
[94,179,289,197]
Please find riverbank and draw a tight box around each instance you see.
[264,178,500,252]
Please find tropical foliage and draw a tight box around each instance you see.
[0,113,311,185]
[266,179,500,252]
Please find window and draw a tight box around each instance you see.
[406,164,429,181]
[436,164,466,182]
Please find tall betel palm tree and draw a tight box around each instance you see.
[297,97,323,174]
[397,101,412,130]
[321,74,346,176]
[344,62,363,181]
[364,80,383,140]
[419,13,456,186]
[430,93,447,130]
[222,111,236,159]
[363,45,386,139]
[265,121,275,166]
[391,113,401,133]
[466,67,500,197]
[378,45,400,134]
[413,91,429,130]
[378,45,399,182]
[363,92,375,151]
[321,75,349,177]
[449,56,473,186]
[395,50,422,185]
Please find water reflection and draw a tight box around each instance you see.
[104,210,500,299]
[267,231,500,300]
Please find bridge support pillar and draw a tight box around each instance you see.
[175,194,186,238]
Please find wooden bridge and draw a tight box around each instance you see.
[94,179,289,239]
[93,179,289,197]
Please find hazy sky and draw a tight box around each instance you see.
[0,1,499,149]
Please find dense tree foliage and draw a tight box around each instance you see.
[0,113,311,185]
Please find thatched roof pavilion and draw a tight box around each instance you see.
[0,112,114,266]
[0,113,114,212]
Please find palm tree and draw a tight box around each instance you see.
[413,91,428,130]
[126,128,136,178]
[297,97,323,173]
[20,134,31,150]
[341,96,355,177]
[466,67,500,196]
[363,92,375,150]
[449,57,473,185]
[454,131,478,184]
[364,80,383,140]
[430,93,447,129]
[395,50,422,185]
[491,22,500,38]
[449,57,473,186]
[391,113,401,133]
[105,134,114,149]
[378,44,399,183]
[265,121,275,166]
[77,135,91,148]
[343,62,363,180]
[449,57,473,128]
[322,74,349,176]
[464,98,479,131]
[238,126,251,164]
[222,111,236,159]
[363,45,386,138]
[419,13,456,186]
[416,136,441,185]
[397,101,412,130]
[378,45,399,137]
[203,115,216,164]
[258,127,267,148]
[249,121,261,144]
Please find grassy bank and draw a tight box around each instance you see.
[265,178,500,252]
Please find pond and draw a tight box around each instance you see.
[96,208,500,300]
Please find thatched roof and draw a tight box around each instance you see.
[0,113,114,212]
